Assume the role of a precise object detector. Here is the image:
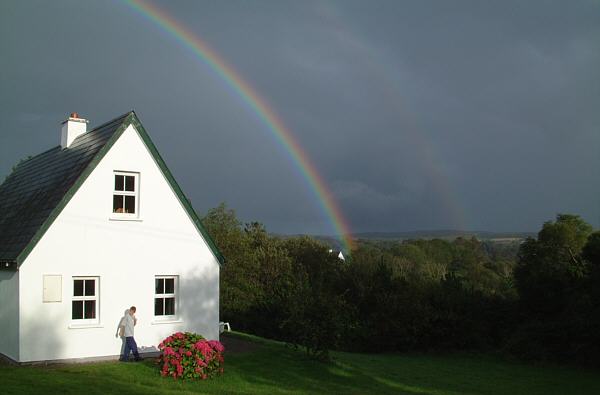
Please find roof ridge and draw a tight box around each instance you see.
[69,111,134,147]
[8,111,135,174]
[87,110,134,133]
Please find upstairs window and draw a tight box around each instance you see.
[155,276,177,317]
[113,172,138,216]
[72,277,99,322]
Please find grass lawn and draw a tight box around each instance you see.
[1,332,599,395]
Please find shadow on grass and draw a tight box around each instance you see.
[210,333,600,395]
[0,338,417,395]
[2,332,600,395]
[209,332,444,395]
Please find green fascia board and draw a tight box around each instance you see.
[16,112,224,267]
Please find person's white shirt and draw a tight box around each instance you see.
[123,311,137,337]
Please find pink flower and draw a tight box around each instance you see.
[194,341,213,359]
[185,351,192,357]
[208,340,225,353]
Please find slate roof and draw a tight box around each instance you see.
[0,113,129,263]
[0,111,224,267]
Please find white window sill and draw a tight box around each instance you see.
[68,323,104,329]
[151,318,183,325]
[109,216,143,222]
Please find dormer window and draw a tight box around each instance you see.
[113,172,139,216]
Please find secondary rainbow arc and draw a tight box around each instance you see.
[123,0,354,251]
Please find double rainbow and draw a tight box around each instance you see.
[123,0,354,251]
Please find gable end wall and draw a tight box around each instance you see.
[17,125,219,362]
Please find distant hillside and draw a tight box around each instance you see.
[279,230,534,253]
[350,230,535,241]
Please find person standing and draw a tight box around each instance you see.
[115,309,129,356]
[119,306,142,362]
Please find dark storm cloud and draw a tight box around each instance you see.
[1,0,599,235]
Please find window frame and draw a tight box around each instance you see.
[154,275,178,319]
[112,171,140,218]
[71,276,99,325]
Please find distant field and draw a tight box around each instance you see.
[1,332,599,395]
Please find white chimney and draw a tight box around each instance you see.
[60,112,88,148]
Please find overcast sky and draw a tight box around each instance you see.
[1,0,599,236]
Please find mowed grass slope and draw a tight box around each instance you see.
[1,332,599,395]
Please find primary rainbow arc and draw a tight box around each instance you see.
[123,0,354,251]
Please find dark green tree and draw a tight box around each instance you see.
[510,214,596,363]
[201,204,258,323]
[280,237,349,360]
[514,214,592,315]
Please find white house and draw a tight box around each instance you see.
[329,249,345,261]
[0,111,224,363]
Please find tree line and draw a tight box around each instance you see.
[202,204,600,365]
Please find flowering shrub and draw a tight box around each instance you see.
[158,332,225,380]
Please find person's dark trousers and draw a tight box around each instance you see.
[120,336,141,361]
